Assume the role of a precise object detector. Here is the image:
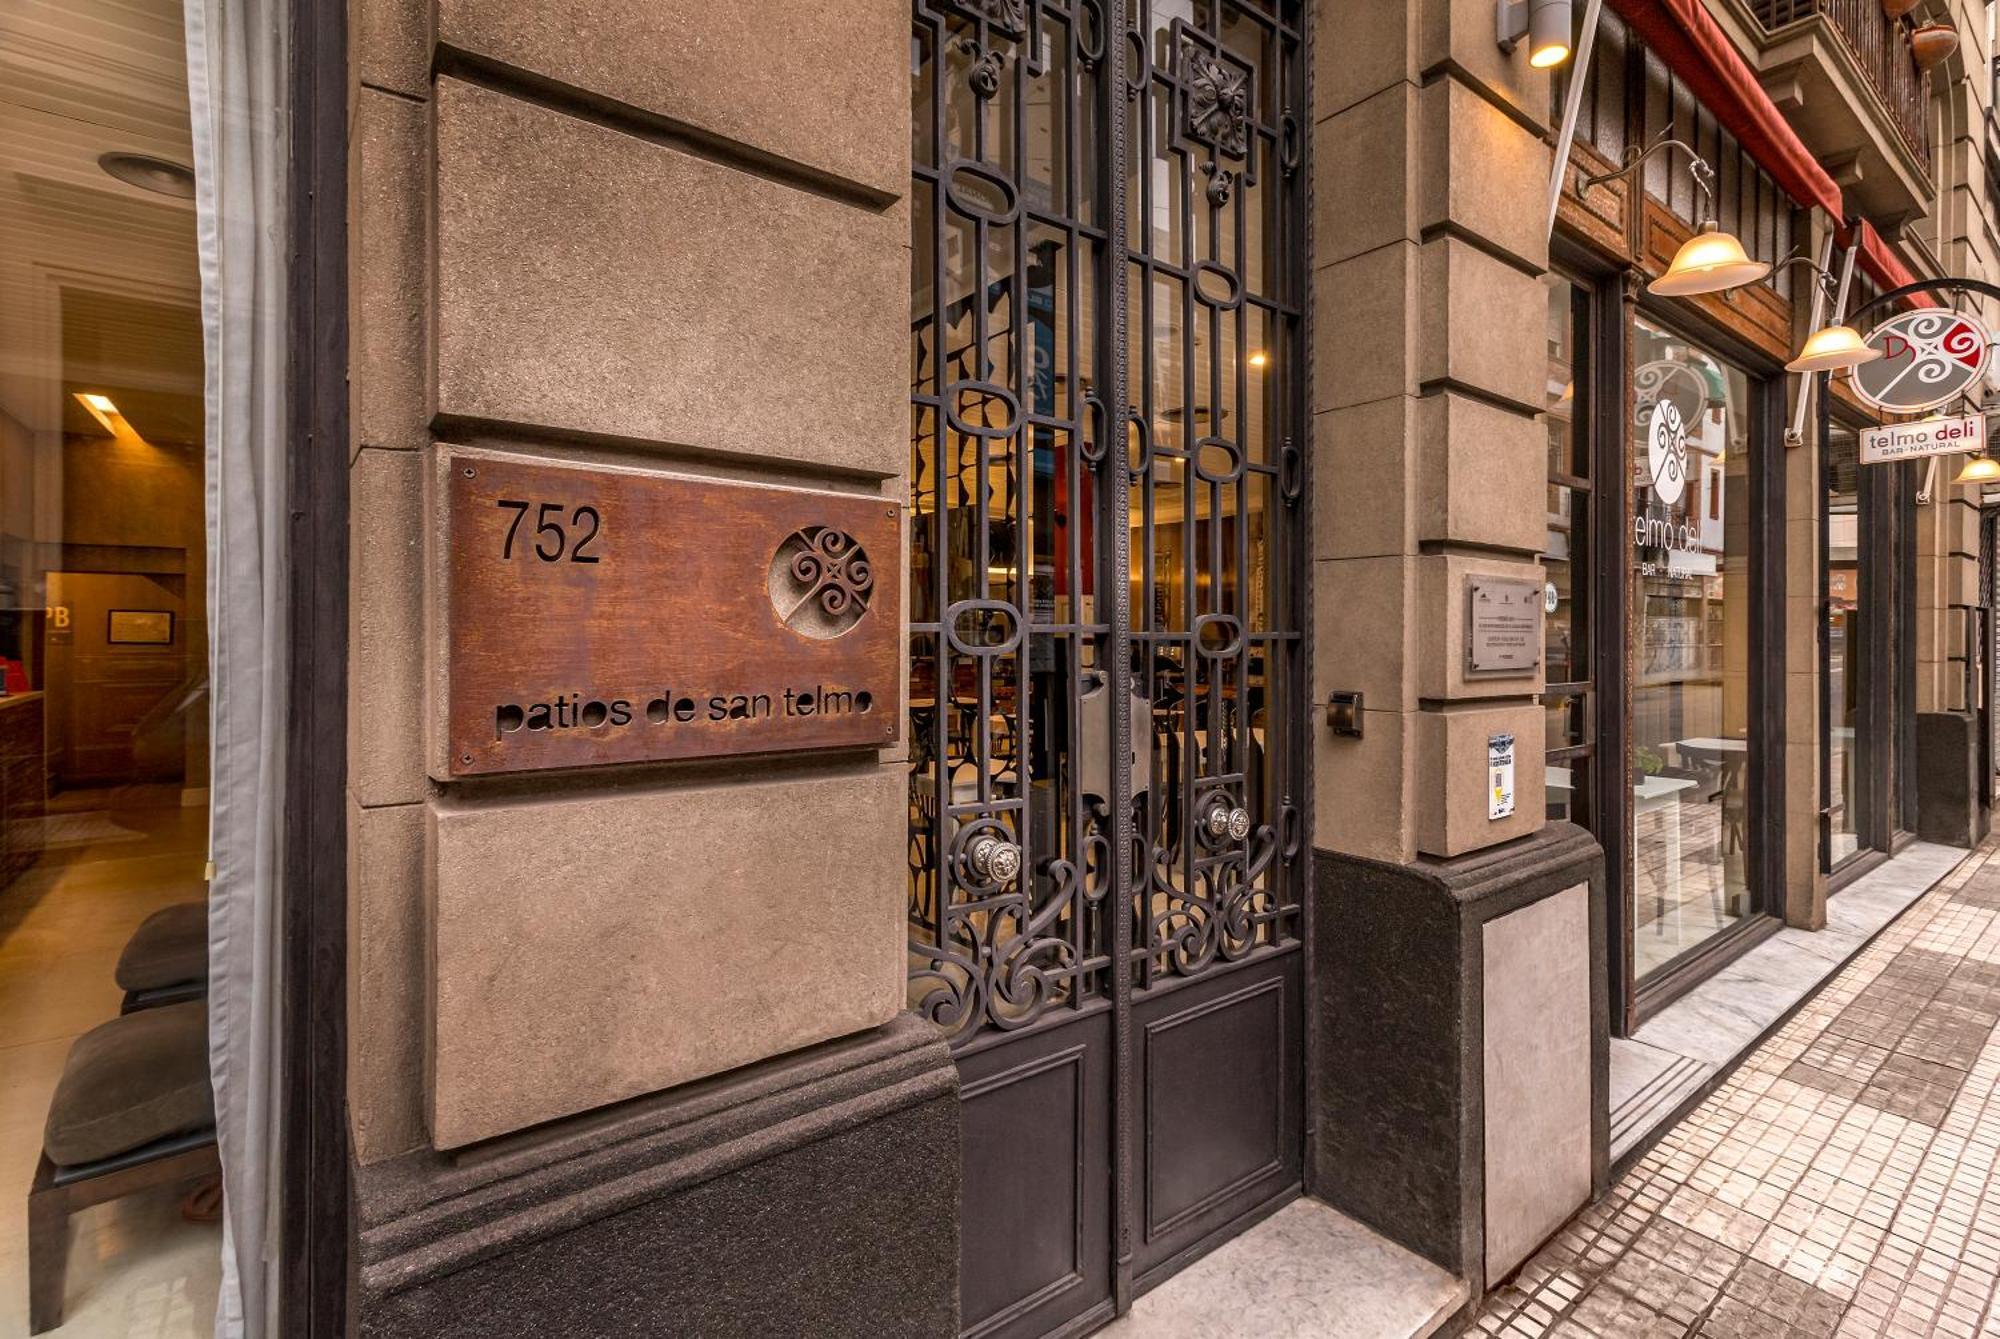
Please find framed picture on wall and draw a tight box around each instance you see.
[107,610,174,646]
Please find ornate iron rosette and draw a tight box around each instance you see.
[1182,39,1250,159]
[945,0,1027,38]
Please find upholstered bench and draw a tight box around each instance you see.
[28,1000,217,1335]
[115,901,208,1013]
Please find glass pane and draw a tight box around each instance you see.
[1542,274,1591,824]
[1827,425,1863,867]
[1630,316,1754,982]
[0,2,224,1326]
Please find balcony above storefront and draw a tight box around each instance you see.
[1719,0,1935,223]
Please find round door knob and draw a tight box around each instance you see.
[1205,801,1252,843]
[968,834,1023,885]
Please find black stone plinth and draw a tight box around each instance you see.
[1916,711,1990,849]
[352,1014,960,1338]
[1312,822,1607,1298]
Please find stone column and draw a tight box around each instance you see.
[1781,216,1831,930]
[1309,0,1606,1303]
[345,3,959,1333]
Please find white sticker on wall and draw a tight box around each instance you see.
[1489,733,1516,821]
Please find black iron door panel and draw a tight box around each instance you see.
[908,2,1307,1332]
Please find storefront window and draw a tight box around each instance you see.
[1544,274,1593,829]
[1826,425,1863,867]
[1629,316,1754,981]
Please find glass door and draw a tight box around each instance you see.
[1824,422,1866,870]
[1627,316,1762,986]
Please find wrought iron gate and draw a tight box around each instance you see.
[908,2,1307,1333]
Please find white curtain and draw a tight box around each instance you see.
[184,0,290,1334]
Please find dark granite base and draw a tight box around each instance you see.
[1916,711,1989,849]
[1312,822,1607,1298]
[353,1014,960,1338]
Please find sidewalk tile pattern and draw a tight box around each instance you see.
[1473,840,2000,1339]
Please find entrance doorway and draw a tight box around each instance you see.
[907,2,1307,1334]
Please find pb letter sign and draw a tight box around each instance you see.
[442,449,901,776]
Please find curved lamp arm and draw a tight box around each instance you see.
[1768,253,1842,301]
[1574,136,1717,224]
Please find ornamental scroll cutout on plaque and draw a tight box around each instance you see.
[770,527,875,640]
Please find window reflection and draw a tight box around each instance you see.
[1827,426,1862,867]
[1630,317,1753,980]
[1543,274,1591,831]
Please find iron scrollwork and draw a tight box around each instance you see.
[955,36,1007,99]
[909,0,1304,1046]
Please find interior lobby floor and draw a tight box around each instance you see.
[0,785,217,1339]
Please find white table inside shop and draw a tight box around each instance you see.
[1634,775,1699,938]
[1545,767,1702,939]
[1673,737,1747,756]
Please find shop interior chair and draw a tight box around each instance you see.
[27,1000,218,1335]
[115,900,209,1013]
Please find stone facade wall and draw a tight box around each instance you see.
[347,0,915,1159]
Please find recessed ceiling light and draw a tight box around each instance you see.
[97,152,196,199]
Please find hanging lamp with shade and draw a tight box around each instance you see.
[1952,455,2000,486]
[1879,0,1919,16]
[1765,254,1885,374]
[1787,324,1881,374]
[1573,138,1769,297]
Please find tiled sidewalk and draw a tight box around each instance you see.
[1474,837,2000,1339]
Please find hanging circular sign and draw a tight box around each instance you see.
[1646,397,1689,506]
[1850,310,1992,414]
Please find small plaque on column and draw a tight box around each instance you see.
[1465,577,1543,679]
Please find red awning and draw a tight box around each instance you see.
[1606,0,1842,217]
[1606,0,1935,307]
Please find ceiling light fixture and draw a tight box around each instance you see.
[97,152,196,199]
[1575,139,1769,296]
[1496,0,1573,68]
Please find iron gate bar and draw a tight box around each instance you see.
[1107,0,1137,1313]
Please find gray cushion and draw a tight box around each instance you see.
[44,1001,213,1167]
[115,902,208,992]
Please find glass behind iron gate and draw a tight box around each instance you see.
[909,2,1307,1333]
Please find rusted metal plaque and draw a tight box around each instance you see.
[444,450,901,776]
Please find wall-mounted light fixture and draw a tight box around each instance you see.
[1575,139,1769,296]
[1496,0,1573,68]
